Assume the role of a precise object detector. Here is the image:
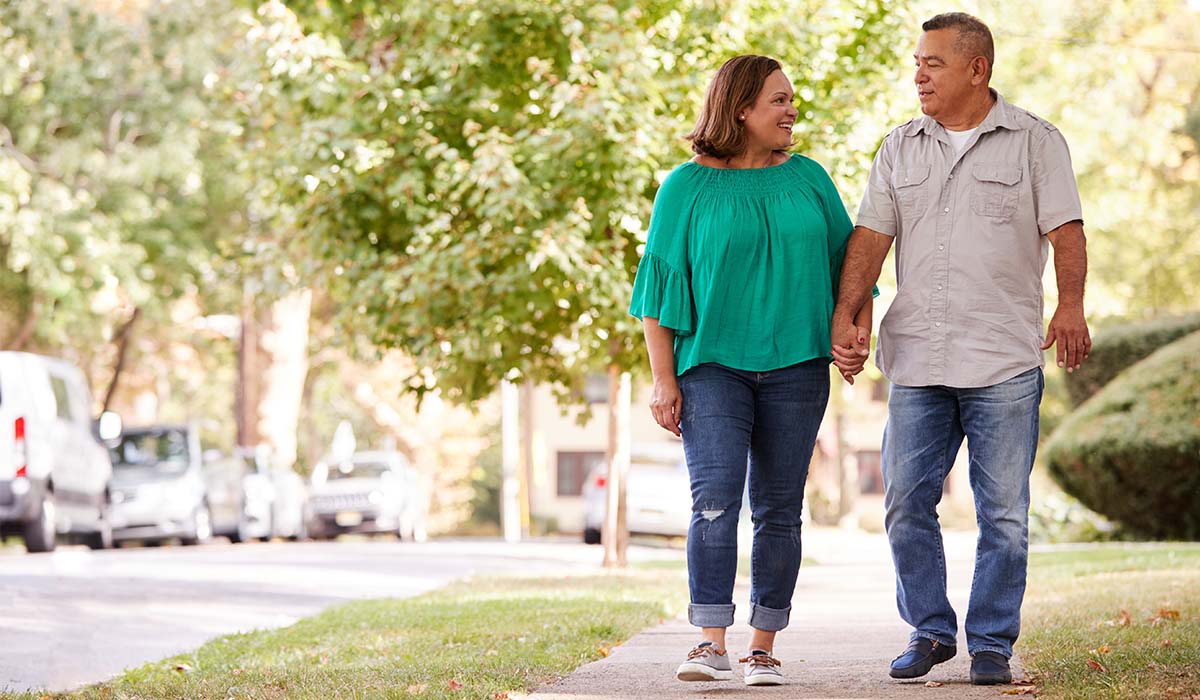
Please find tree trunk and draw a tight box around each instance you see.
[602,351,632,568]
[5,304,38,351]
[237,287,312,471]
[520,379,535,537]
[102,307,141,412]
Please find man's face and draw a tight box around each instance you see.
[741,69,798,153]
[913,29,976,121]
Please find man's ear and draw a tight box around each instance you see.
[971,56,990,85]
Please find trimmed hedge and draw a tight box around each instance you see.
[1063,313,1200,406]
[1044,330,1200,540]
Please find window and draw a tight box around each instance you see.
[857,450,884,494]
[49,375,74,421]
[581,374,609,404]
[557,450,606,496]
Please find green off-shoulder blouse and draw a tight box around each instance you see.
[629,153,874,377]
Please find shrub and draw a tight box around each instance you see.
[1063,313,1200,406]
[1043,330,1200,540]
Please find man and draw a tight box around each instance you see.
[830,12,1090,686]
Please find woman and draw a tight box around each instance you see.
[628,55,873,686]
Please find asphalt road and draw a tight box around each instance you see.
[0,538,681,693]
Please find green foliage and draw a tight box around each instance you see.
[1064,313,1200,406]
[264,0,911,404]
[1043,330,1200,540]
[0,1,240,351]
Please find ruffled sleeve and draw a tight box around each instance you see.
[629,252,695,336]
[628,166,699,337]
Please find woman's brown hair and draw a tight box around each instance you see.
[686,55,783,160]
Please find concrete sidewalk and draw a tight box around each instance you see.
[532,528,1026,700]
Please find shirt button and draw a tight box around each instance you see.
[935,322,942,327]
[937,285,943,290]
[939,244,945,250]
[943,207,950,213]
[949,174,954,179]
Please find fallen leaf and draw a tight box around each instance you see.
[493,694,509,699]
[1086,659,1107,673]
[405,683,427,694]
[924,680,943,687]
[173,663,193,674]
[1161,639,1174,648]
[597,646,611,658]
[448,679,464,691]
[1117,610,1132,627]
[485,648,499,656]
[1001,689,1038,696]
[1157,608,1181,620]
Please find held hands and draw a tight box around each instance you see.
[1041,302,1091,372]
[649,377,683,437]
[831,314,871,385]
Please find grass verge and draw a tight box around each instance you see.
[5,568,687,700]
[1022,543,1200,699]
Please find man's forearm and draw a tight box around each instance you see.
[835,226,893,321]
[1048,221,1087,306]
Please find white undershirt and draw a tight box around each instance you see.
[946,126,979,155]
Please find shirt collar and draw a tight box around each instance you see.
[902,90,1020,139]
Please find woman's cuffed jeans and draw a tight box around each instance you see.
[677,360,829,632]
[882,367,1043,658]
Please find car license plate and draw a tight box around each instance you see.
[335,511,363,527]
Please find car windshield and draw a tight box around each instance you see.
[326,460,393,480]
[109,429,189,473]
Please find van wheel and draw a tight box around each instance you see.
[583,527,602,545]
[84,496,114,550]
[23,496,58,553]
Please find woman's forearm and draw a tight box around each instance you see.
[852,297,873,332]
[642,317,677,382]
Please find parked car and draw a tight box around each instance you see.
[201,448,274,543]
[0,352,117,552]
[224,445,308,541]
[582,442,692,544]
[305,451,427,541]
[109,424,216,545]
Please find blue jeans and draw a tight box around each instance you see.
[677,360,829,632]
[882,367,1043,658]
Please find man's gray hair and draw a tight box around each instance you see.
[922,12,994,78]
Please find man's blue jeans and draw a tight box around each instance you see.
[882,367,1043,658]
[677,360,829,632]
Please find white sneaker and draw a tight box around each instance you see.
[675,641,733,681]
[740,649,784,686]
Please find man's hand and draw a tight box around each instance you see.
[832,314,870,384]
[649,377,683,436]
[1041,302,1090,372]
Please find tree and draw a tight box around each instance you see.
[255,0,910,561]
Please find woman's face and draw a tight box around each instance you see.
[739,69,798,153]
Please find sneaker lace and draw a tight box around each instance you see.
[687,645,724,660]
[738,653,781,668]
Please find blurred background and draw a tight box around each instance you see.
[0,0,1197,556]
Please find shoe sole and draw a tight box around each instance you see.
[744,674,784,686]
[971,672,1012,685]
[676,663,732,682]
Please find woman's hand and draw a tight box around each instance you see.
[649,377,683,437]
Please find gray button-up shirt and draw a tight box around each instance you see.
[857,91,1083,388]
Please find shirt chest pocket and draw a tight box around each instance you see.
[893,164,931,218]
[969,163,1022,220]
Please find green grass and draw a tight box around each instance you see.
[4,570,687,700]
[1023,544,1200,700]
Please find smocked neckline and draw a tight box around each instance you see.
[680,153,807,195]
[686,153,798,172]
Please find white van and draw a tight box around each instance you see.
[0,352,117,552]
